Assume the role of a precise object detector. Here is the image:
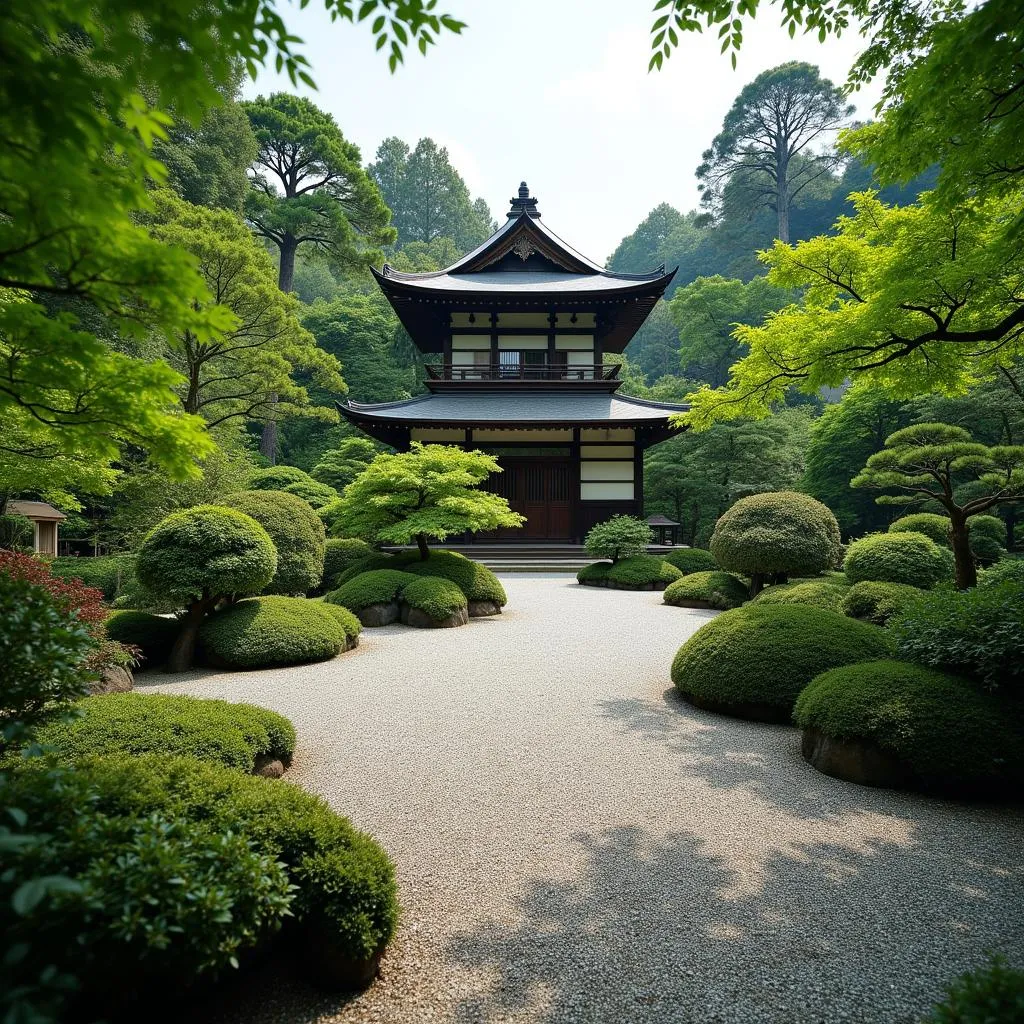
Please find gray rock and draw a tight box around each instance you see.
[802,727,916,790]
[253,755,286,779]
[467,600,502,617]
[88,664,133,695]
[400,603,469,629]
[356,602,400,627]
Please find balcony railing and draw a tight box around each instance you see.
[425,362,620,382]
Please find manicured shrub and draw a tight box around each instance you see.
[979,557,1024,588]
[327,569,420,610]
[199,596,351,669]
[584,515,653,563]
[968,514,1007,565]
[333,552,404,586]
[841,580,924,625]
[577,555,681,589]
[103,610,179,666]
[282,479,338,510]
[136,505,277,671]
[663,571,748,610]
[50,553,137,602]
[322,538,374,590]
[662,547,718,575]
[709,491,842,595]
[34,693,295,772]
[222,490,326,595]
[249,465,313,490]
[5,754,397,1001]
[843,531,953,589]
[751,575,850,612]
[320,602,362,644]
[400,575,467,619]
[406,550,507,606]
[888,513,951,547]
[671,604,891,721]
[889,581,1024,691]
[925,956,1024,1023]
[794,661,1024,794]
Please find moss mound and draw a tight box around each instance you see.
[248,465,312,490]
[322,538,374,590]
[103,610,179,666]
[671,604,891,721]
[663,571,748,610]
[34,693,295,772]
[405,550,506,606]
[843,531,953,589]
[327,569,420,610]
[199,596,350,669]
[841,580,923,625]
[400,575,467,619]
[320,602,362,644]
[334,552,407,586]
[577,555,682,590]
[661,548,718,575]
[794,660,1024,794]
[751,575,850,612]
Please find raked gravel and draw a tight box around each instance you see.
[145,574,1023,1024]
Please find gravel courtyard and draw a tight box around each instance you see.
[148,574,1023,1024]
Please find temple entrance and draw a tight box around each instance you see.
[482,457,573,540]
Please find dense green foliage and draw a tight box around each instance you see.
[843,532,953,589]
[405,551,507,606]
[222,490,326,595]
[709,491,842,593]
[399,576,467,620]
[49,554,137,602]
[794,661,1024,793]
[199,596,351,669]
[661,548,718,574]
[334,553,407,586]
[577,556,682,589]
[663,571,748,610]
[322,538,374,590]
[671,604,890,719]
[311,438,380,492]
[751,575,850,612]
[889,582,1024,691]
[249,466,312,490]
[320,602,362,643]
[925,956,1024,1024]
[584,516,653,563]
[841,581,924,626]
[281,479,339,510]
[979,558,1024,588]
[103,611,179,667]
[327,570,420,610]
[34,694,295,772]
[888,514,951,547]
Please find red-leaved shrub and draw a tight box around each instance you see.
[0,551,107,632]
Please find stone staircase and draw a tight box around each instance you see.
[385,543,682,573]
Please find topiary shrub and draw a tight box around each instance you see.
[794,661,1024,795]
[888,513,951,547]
[405,550,507,613]
[199,596,352,669]
[326,569,420,627]
[671,604,891,722]
[751,575,850,612]
[979,557,1024,588]
[709,491,842,596]
[925,956,1024,1024]
[50,553,137,602]
[5,753,398,1000]
[662,547,718,575]
[663,571,748,610]
[136,506,277,671]
[320,602,361,647]
[889,581,1024,692]
[968,514,1007,565]
[282,479,338,510]
[841,580,924,626]
[583,515,653,563]
[248,465,313,491]
[33,693,295,773]
[103,610,179,667]
[322,538,374,591]
[577,555,681,590]
[843,531,954,589]
[222,491,326,595]
[399,575,468,628]
[333,552,404,586]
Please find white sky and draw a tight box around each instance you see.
[245,0,884,264]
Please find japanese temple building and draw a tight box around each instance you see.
[338,183,687,542]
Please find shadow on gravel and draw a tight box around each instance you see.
[446,823,1024,1024]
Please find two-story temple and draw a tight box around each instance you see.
[338,183,688,543]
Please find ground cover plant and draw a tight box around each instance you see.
[103,610,179,667]
[404,550,506,610]
[843,531,953,589]
[328,569,420,610]
[794,660,1024,795]
[399,575,468,626]
[663,570,748,610]
[199,596,354,668]
[577,555,682,590]
[661,547,718,574]
[33,693,295,773]
[841,581,923,626]
[751,574,850,612]
[925,956,1024,1023]
[671,604,891,722]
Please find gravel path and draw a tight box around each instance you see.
[146,575,1024,1024]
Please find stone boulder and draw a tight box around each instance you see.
[801,727,916,790]
[468,600,502,617]
[355,602,399,627]
[88,664,134,695]
[400,603,469,629]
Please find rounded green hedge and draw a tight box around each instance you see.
[400,575,467,619]
[249,465,313,490]
[577,555,682,589]
[334,552,403,586]
[282,479,338,510]
[327,569,420,611]
[661,548,718,575]
[34,693,295,772]
[320,602,362,644]
[671,604,891,721]
[843,531,954,589]
[663,571,748,610]
[794,660,1024,794]
[50,553,137,601]
[222,490,326,595]
[979,557,1024,588]
[888,513,951,547]
[405,550,506,606]
[322,538,374,590]
[199,596,351,669]
[751,575,850,613]
[841,580,923,625]
[103,610,179,666]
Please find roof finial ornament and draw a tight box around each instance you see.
[519,181,529,198]
[507,180,541,219]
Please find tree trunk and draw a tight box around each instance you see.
[260,410,278,464]
[277,235,297,293]
[416,533,430,561]
[949,514,977,590]
[165,603,208,673]
[1006,507,1017,552]
[749,571,765,597]
[776,183,790,243]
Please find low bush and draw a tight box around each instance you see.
[583,515,652,562]
[577,555,681,589]
[663,571,748,610]
[925,956,1024,1023]
[333,552,403,586]
[4,754,397,1005]
[322,538,374,590]
[662,548,718,575]
[979,557,1024,588]
[33,693,295,772]
[671,604,891,721]
[320,602,362,644]
[199,596,351,669]
[103,610,179,666]
[841,580,923,625]
[794,661,1024,794]
[405,550,507,606]
[400,575,467,619]
[889,581,1024,691]
[327,569,420,610]
[49,553,137,602]
[248,465,313,490]
[751,575,850,612]
[843,531,954,589]
[888,513,951,547]
[969,515,1008,565]
[282,479,338,510]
